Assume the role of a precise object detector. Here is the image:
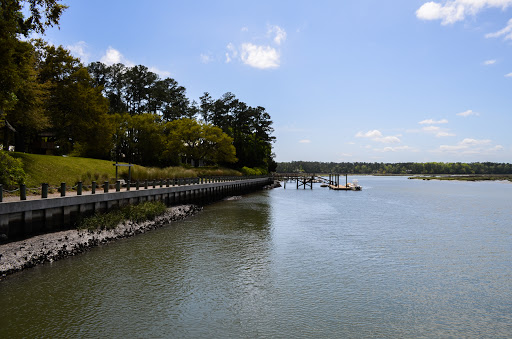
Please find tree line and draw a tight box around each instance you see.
[1,0,276,172]
[277,161,512,175]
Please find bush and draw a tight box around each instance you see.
[124,201,167,223]
[241,166,268,176]
[77,201,167,231]
[0,151,27,189]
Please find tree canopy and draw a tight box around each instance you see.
[276,161,512,175]
[0,1,276,172]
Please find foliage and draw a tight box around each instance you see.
[0,150,27,188]
[76,201,167,231]
[77,210,125,231]
[1,1,276,170]
[34,40,111,157]
[199,92,276,171]
[163,118,237,167]
[0,0,67,112]
[410,175,512,182]
[276,161,512,175]
[124,165,241,181]
[123,201,167,223]
[126,165,198,181]
[240,166,267,176]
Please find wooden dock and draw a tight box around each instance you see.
[328,184,362,191]
[273,173,362,190]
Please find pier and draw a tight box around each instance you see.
[272,173,362,191]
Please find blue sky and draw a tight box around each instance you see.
[40,0,512,163]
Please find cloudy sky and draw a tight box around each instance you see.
[41,0,512,162]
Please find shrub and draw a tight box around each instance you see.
[0,151,27,189]
[241,166,268,176]
[125,201,167,222]
[77,201,167,231]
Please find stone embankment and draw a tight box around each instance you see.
[263,180,282,189]
[0,204,201,278]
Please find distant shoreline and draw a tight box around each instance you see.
[408,175,512,182]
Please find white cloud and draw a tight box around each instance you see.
[436,131,456,137]
[456,109,480,117]
[67,41,90,63]
[377,136,401,143]
[420,123,455,137]
[225,24,285,69]
[200,53,212,64]
[483,59,497,65]
[485,18,512,40]
[100,47,169,77]
[299,139,311,143]
[100,47,134,67]
[436,138,501,154]
[374,146,414,152]
[268,25,287,45]
[240,43,280,69]
[416,0,512,25]
[505,72,512,77]
[355,130,400,143]
[460,138,491,145]
[419,118,449,124]
[241,27,249,32]
[148,66,171,78]
[423,126,441,132]
[356,130,383,138]
[225,43,237,63]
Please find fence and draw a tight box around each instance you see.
[0,176,273,243]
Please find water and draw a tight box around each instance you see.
[1,176,512,338]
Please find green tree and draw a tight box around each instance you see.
[4,40,50,151]
[35,41,110,156]
[130,113,164,166]
[163,118,236,167]
[0,0,67,112]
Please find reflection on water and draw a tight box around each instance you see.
[1,177,512,338]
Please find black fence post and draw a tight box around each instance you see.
[20,184,26,200]
[104,181,109,193]
[77,182,83,195]
[92,181,96,194]
[116,180,121,192]
[127,180,131,191]
[0,184,2,202]
[42,183,48,198]
[60,183,66,197]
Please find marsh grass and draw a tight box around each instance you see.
[77,201,167,231]
[125,166,241,181]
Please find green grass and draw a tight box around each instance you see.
[409,175,512,182]
[11,153,124,188]
[77,201,168,231]
[10,153,243,190]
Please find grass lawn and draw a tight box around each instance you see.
[10,153,243,191]
[11,153,125,188]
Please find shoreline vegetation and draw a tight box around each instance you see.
[0,204,202,279]
[408,175,512,182]
[2,152,244,197]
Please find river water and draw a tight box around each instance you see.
[1,176,511,338]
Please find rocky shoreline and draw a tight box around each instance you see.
[0,204,202,279]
